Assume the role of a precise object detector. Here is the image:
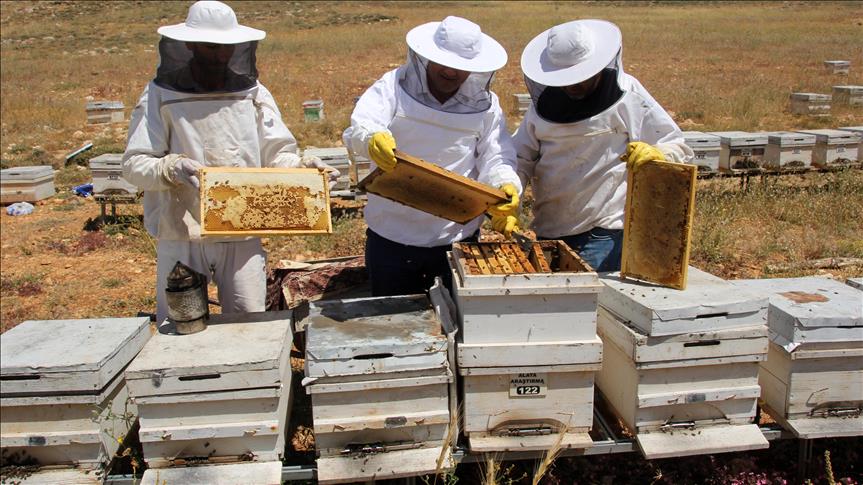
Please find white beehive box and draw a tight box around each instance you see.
[824,60,850,74]
[682,131,720,173]
[832,85,863,106]
[595,306,769,458]
[838,126,863,155]
[0,317,152,468]
[86,101,124,124]
[732,277,863,438]
[449,241,602,346]
[140,461,282,485]
[0,165,55,204]
[302,291,456,483]
[125,311,292,468]
[763,131,816,170]
[514,93,531,113]
[88,153,138,196]
[796,129,861,167]
[302,147,351,191]
[599,267,767,337]
[710,131,768,172]
[789,92,831,116]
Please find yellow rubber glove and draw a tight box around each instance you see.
[368,132,397,172]
[488,183,520,238]
[621,141,666,171]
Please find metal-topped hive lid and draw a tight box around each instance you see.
[0,317,151,395]
[766,131,817,147]
[682,131,720,148]
[0,165,54,181]
[732,277,863,345]
[710,131,768,146]
[599,267,768,337]
[304,294,448,379]
[796,129,862,144]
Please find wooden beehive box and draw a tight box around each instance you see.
[0,317,152,468]
[89,153,138,196]
[764,131,816,169]
[449,241,601,346]
[731,277,863,438]
[838,126,863,156]
[0,165,55,204]
[514,93,531,113]
[302,291,455,483]
[789,92,831,116]
[795,129,861,167]
[140,461,282,485]
[824,60,850,74]
[595,306,769,458]
[199,167,331,236]
[85,101,124,124]
[832,85,863,106]
[358,150,508,224]
[621,160,696,290]
[124,311,293,468]
[683,131,720,173]
[711,131,768,172]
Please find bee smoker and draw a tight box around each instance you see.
[165,261,209,335]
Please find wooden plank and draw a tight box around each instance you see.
[468,431,593,452]
[457,338,603,367]
[761,402,863,439]
[636,424,768,459]
[357,149,507,224]
[456,245,480,275]
[141,462,282,485]
[16,468,103,484]
[637,384,761,408]
[479,245,504,274]
[621,160,696,290]
[317,446,454,484]
[498,244,524,273]
[469,244,491,275]
[490,244,515,273]
[510,244,536,273]
[199,167,331,236]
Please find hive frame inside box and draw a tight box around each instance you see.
[302,286,458,483]
[759,341,863,439]
[199,167,332,236]
[596,307,769,458]
[0,370,133,469]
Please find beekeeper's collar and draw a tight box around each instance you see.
[406,16,507,73]
[157,0,265,44]
[521,19,621,87]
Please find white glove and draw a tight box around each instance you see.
[270,152,303,169]
[170,157,205,189]
[301,155,341,190]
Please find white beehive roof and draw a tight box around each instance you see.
[88,153,123,170]
[302,147,349,161]
[599,267,767,336]
[732,277,863,346]
[789,92,831,102]
[796,129,861,145]
[0,317,151,395]
[303,295,448,379]
[0,165,54,182]
[766,131,816,147]
[709,131,768,147]
[683,131,720,148]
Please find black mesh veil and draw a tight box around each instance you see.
[154,37,258,93]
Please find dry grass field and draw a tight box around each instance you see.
[1,1,862,482]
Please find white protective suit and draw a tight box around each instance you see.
[344,67,522,247]
[514,57,692,239]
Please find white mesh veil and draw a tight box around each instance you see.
[154,37,258,93]
[525,46,623,106]
[398,49,496,114]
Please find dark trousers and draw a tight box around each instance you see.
[365,229,478,297]
[543,227,623,273]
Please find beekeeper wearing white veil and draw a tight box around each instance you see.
[344,16,522,297]
[514,20,692,272]
[123,1,337,322]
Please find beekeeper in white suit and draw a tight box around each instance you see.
[514,19,692,272]
[123,0,337,322]
[344,16,522,297]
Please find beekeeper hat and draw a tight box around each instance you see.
[157,0,265,44]
[406,16,507,73]
[521,19,621,87]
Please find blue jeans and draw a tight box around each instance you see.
[545,227,623,273]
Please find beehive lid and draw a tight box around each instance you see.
[0,165,54,182]
[303,295,448,379]
[824,60,850,66]
[839,126,863,134]
[599,267,768,337]
[710,131,768,147]
[199,167,331,236]
[766,131,816,147]
[86,100,124,110]
[789,92,831,102]
[302,147,348,161]
[358,150,508,224]
[796,129,861,144]
[125,311,292,396]
[731,277,863,337]
[683,131,720,148]
[832,85,863,94]
[88,153,123,169]
[621,160,696,290]
[0,317,151,395]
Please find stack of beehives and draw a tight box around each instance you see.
[301,289,456,484]
[596,267,771,458]
[124,311,293,475]
[448,241,603,452]
[732,277,863,439]
[0,317,152,481]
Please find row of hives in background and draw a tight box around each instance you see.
[683,127,861,174]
